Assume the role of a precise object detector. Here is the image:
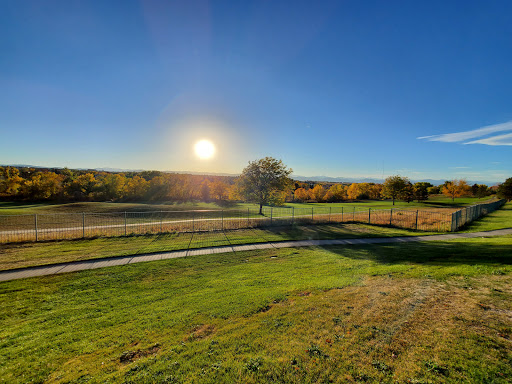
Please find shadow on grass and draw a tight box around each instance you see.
[0,201,61,210]
[420,200,468,208]
[322,239,512,267]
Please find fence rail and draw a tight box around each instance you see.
[450,199,506,231]
[0,200,506,244]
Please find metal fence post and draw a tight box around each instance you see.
[328,206,331,223]
[341,206,344,222]
[292,207,295,226]
[415,210,419,230]
[311,207,314,221]
[82,212,85,239]
[192,211,195,231]
[221,210,224,230]
[270,207,273,226]
[368,208,371,224]
[160,211,163,233]
[353,206,355,221]
[247,208,250,227]
[390,208,393,226]
[34,214,38,242]
[124,212,127,236]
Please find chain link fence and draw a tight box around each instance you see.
[0,200,505,243]
[450,199,506,231]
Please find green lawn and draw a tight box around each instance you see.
[0,224,435,271]
[460,201,512,232]
[0,201,228,215]
[0,195,494,215]
[1,202,510,272]
[285,195,492,209]
[0,236,511,383]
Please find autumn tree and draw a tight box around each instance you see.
[23,172,64,200]
[309,184,326,202]
[125,175,149,200]
[427,185,441,195]
[400,181,414,203]
[497,178,512,201]
[66,173,98,200]
[324,184,347,202]
[237,157,292,214]
[294,188,309,202]
[200,180,211,201]
[367,184,382,200]
[381,175,409,205]
[2,167,25,196]
[442,180,471,201]
[210,179,230,201]
[413,182,432,202]
[347,183,362,200]
[99,173,127,200]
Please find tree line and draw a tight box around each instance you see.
[293,177,493,205]
[0,166,237,202]
[0,163,507,205]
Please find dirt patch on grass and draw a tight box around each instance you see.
[119,343,161,363]
[186,324,216,341]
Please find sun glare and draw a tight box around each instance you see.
[194,139,215,159]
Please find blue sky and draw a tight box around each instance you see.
[1,0,511,183]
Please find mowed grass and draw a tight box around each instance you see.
[460,201,512,232]
[0,201,228,215]
[1,202,510,272]
[0,237,511,383]
[0,195,492,215]
[0,224,434,271]
[285,195,493,210]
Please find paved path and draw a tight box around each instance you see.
[1,228,511,282]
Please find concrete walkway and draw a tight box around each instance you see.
[1,228,511,282]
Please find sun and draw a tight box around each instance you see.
[194,139,215,159]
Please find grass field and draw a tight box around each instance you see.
[0,224,435,271]
[0,201,226,215]
[0,236,511,383]
[0,202,510,383]
[0,195,494,215]
[460,201,512,232]
[1,203,510,271]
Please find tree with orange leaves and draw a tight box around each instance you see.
[442,180,471,201]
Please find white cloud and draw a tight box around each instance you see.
[417,121,512,145]
[465,132,512,146]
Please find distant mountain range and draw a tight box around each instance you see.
[1,164,501,186]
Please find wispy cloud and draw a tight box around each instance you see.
[418,121,512,145]
[465,132,512,146]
